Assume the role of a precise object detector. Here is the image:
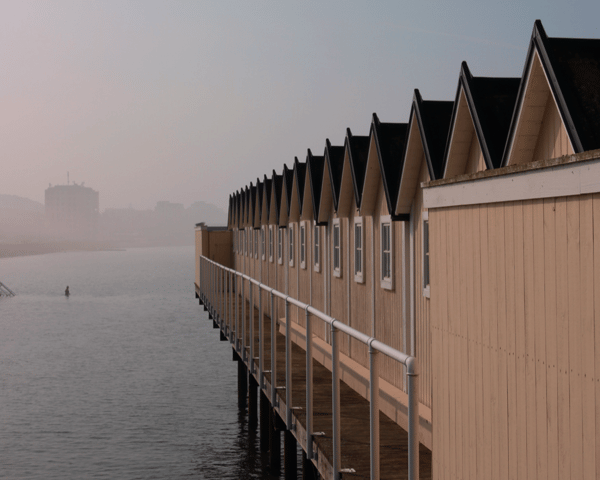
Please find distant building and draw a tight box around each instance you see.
[45,183,99,240]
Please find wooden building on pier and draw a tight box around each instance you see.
[195,20,600,480]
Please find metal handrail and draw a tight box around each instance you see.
[198,255,419,480]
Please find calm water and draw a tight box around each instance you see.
[0,246,284,479]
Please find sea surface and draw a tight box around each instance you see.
[0,246,287,479]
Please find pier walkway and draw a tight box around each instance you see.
[196,277,432,480]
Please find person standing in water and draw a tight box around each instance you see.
[65,286,70,296]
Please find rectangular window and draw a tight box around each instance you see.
[244,230,247,256]
[314,224,320,272]
[423,211,430,297]
[269,226,274,262]
[333,219,341,277]
[300,223,306,269]
[289,224,294,267]
[249,229,253,257]
[254,229,258,259]
[278,228,283,264]
[354,217,364,283]
[380,216,393,290]
[261,227,266,260]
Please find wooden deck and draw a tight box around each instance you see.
[223,293,432,479]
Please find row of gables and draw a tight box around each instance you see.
[226,20,600,229]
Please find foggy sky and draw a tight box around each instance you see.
[1,1,599,211]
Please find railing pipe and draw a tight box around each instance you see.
[331,322,341,480]
[241,276,245,361]
[285,297,292,428]
[369,342,380,480]
[249,280,254,374]
[198,256,419,480]
[259,281,263,388]
[305,306,313,460]
[407,357,419,480]
[270,290,277,406]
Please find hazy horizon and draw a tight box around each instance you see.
[2,1,599,211]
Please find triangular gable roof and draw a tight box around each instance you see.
[227,195,233,230]
[362,113,408,217]
[254,179,263,228]
[503,20,600,166]
[250,183,257,227]
[444,62,519,176]
[319,139,344,223]
[242,186,249,227]
[270,171,283,226]
[396,90,453,217]
[262,175,272,226]
[306,149,325,222]
[279,164,293,225]
[292,157,306,220]
[347,128,370,209]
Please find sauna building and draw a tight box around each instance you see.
[195,20,600,480]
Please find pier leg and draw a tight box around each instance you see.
[237,358,248,411]
[269,408,281,473]
[220,329,227,341]
[248,376,258,430]
[302,451,319,480]
[284,429,297,479]
[260,391,270,453]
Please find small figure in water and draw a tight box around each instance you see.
[65,286,70,296]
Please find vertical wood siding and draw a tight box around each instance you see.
[430,192,600,480]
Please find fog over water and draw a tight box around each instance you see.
[0,246,289,479]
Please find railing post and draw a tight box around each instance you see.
[229,271,234,343]
[241,277,246,361]
[331,322,341,480]
[259,283,263,388]
[235,273,239,351]
[270,291,277,407]
[305,306,313,460]
[285,297,292,428]
[249,280,254,374]
[369,343,380,480]
[407,358,419,480]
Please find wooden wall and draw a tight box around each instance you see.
[430,193,600,480]
[532,93,575,163]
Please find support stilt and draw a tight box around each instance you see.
[284,429,297,479]
[260,391,270,453]
[248,376,258,430]
[302,451,319,480]
[237,358,247,410]
[269,408,281,473]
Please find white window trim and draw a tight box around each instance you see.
[244,229,248,256]
[261,227,266,261]
[313,222,320,273]
[380,215,393,290]
[278,227,283,265]
[354,216,364,283]
[254,229,259,259]
[288,223,295,267]
[422,210,430,298]
[300,222,307,269]
[333,218,342,278]
[269,226,274,262]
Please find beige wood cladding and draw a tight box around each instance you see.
[430,193,600,480]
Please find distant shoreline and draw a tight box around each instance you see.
[0,241,120,259]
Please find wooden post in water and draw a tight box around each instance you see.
[269,408,281,473]
[260,391,270,453]
[248,376,258,430]
[284,429,297,479]
[237,355,248,410]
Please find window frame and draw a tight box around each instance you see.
[254,229,259,259]
[422,210,430,298]
[332,218,341,278]
[261,226,266,261]
[313,223,320,273]
[278,227,283,265]
[380,215,393,290]
[354,216,364,283]
[269,226,274,262]
[288,223,295,267]
[300,222,307,269]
